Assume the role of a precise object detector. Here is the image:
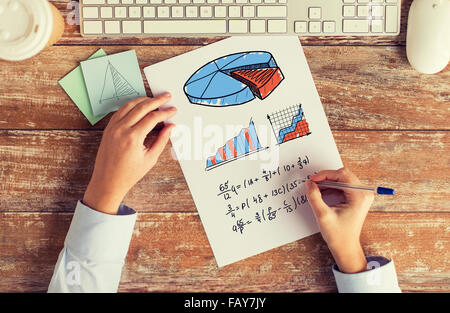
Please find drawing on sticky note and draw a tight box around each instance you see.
[100,61,139,104]
[267,104,311,145]
[206,119,268,171]
[184,51,284,107]
[81,50,147,116]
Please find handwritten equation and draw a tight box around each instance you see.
[216,155,315,235]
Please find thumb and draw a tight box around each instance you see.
[305,180,330,219]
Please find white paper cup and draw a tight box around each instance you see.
[0,0,65,61]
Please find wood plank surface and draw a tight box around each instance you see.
[0,0,448,293]
[0,46,448,130]
[0,212,448,292]
[0,130,448,213]
[52,0,412,46]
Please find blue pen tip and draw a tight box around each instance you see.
[377,187,395,195]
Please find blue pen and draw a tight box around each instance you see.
[316,181,395,195]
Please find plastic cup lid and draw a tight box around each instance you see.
[0,0,53,61]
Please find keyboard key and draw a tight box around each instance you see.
[200,6,213,17]
[83,7,99,19]
[371,19,383,33]
[123,20,142,33]
[371,6,383,17]
[143,6,156,18]
[83,21,103,34]
[309,21,321,33]
[343,19,369,33]
[343,5,355,17]
[172,6,184,18]
[357,5,369,17]
[105,20,120,34]
[294,21,307,33]
[250,19,265,33]
[323,21,336,33]
[83,0,105,4]
[385,6,398,33]
[101,7,113,18]
[186,6,198,17]
[214,6,227,17]
[242,6,255,18]
[115,7,126,18]
[229,6,240,18]
[129,7,141,18]
[158,6,170,18]
[257,6,287,18]
[267,20,286,33]
[308,7,321,19]
[229,20,248,33]
[144,20,226,33]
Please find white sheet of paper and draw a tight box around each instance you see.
[144,37,343,267]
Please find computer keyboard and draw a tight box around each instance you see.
[80,0,401,37]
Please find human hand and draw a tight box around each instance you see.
[305,167,374,273]
[83,93,177,215]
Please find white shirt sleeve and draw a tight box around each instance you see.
[332,256,401,293]
[48,201,137,293]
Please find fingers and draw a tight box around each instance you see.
[310,167,360,184]
[305,180,330,219]
[146,124,176,161]
[133,107,177,138]
[121,93,172,127]
[111,97,149,122]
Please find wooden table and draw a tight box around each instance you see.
[0,0,448,292]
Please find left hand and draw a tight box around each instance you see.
[83,93,177,215]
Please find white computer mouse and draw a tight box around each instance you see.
[406,0,450,74]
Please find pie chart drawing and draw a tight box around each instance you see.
[184,51,284,107]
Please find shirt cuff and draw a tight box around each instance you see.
[64,201,137,263]
[332,256,401,293]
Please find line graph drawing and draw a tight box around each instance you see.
[184,51,284,107]
[99,61,139,104]
[267,104,312,145]
[206,119,268,171]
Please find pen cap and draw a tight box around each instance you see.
[0,0,64,61]
[377,187,395,195]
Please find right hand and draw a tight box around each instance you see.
[305,167,374,273]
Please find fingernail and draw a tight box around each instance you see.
[163,92,171,98]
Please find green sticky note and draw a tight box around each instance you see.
[59,49,108,125]
[81,50,147,116]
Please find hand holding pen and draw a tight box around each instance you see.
[305,167,382,274]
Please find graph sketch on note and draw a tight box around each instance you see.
[81,50,146,116]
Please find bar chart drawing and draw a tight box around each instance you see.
[267,104,312,145]
[206,119,267,171]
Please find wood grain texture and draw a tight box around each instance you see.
[0,46,448,130]
[52,0,412,46]
[0,212,448,292]
[0,0,448,293]
[0,130,448,213]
